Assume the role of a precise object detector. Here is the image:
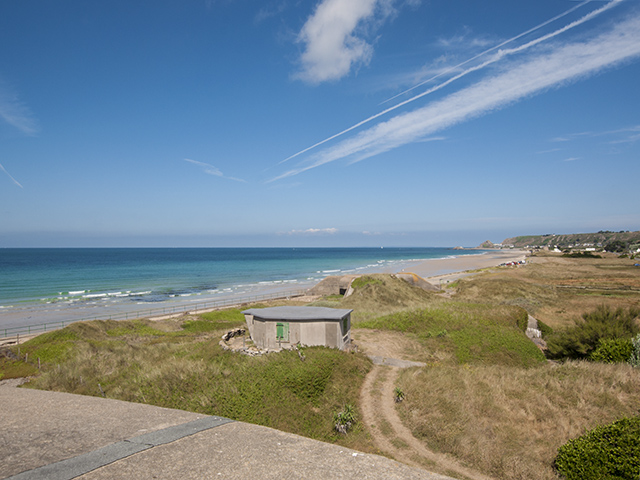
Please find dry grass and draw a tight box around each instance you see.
[453,254,640,330]
[397,361,640,480]
[22,314,374,452]
[339,274,443,323]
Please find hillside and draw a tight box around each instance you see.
[501,230,640,249]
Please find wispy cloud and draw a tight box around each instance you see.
[294,0,406,84]
[607,125,640,144]
[0,79,38,136]
[183,158,245,182]
[563,157,581,162]
[0,163,23,188]
[272,8,640,181]
[284,227,338,235]
[552,125,640,144]
[279,0,621,165]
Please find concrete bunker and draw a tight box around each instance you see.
[242,306,352,351]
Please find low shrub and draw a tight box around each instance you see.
[546,305,640,360]
[555,416,640,480]
[562,252,602,258]
[589,338,633,363]
[334,404,356,434]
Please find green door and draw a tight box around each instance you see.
[276,322,289,342]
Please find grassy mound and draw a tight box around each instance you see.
[397,361,640,480]
[340,274,440,321]
[19,313,372,449]
[358,303,544,368]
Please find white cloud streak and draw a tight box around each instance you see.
[279,0,622,166]
[0,163,23,188]
[286,227,338,235]
[0,80,38,136]
[295,0,392,84]
[272,12,640,181]
[184,158,245,182]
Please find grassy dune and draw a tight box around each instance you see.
[3,254,640,479]
[397,362,640,480]
[15,311,373,450]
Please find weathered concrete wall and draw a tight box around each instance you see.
[245,315,351,350]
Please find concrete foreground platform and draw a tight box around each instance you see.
[0,381,455,480]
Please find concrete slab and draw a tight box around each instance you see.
[0,381,457,480]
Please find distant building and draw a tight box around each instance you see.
[242,306,352,351]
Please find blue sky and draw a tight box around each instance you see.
[1,0,639,247]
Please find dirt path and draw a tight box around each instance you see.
[355,330,495,480]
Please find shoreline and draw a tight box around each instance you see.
[0,249,527,336]
[399,249,527,284]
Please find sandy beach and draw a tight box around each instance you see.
[395,249,527,285]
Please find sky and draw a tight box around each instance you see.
[1,0,639,248]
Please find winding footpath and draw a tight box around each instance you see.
[356,333,496,480]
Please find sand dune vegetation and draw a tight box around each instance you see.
[3,252,640,479]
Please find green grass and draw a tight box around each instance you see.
[351,276,384,289]
[182,308,245,333]
[358,302,545,367]
[0,356,38,379]
[17,314,372,450]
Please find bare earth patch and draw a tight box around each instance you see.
[353,329,495,480]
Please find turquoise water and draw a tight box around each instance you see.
[0,247,485,329]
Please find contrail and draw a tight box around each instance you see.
[0,163,23,188]
[278,0,622,166]
[268,10,640,182]
[380,0,592,105]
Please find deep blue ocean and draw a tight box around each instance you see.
[0,247,484,329]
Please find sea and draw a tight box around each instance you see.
[0,247,486,333]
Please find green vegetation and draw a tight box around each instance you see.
[502,230,640,249]
[350,276,383,289]
[0,356,38,379]
[393,386,405,403]
[555,416,640,480]
[589,338,634,363]
[337,273,439,323]
[398,361,640,480]
[3,257,640,480]
[604,239,630,253]
[182,308,245,332]
[358,303,545,367]
[19,315,371,448]
[333,404,357,434]
[562,252,602,259]
[546,305,640,360]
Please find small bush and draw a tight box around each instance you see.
[555,416,640,480]
[562,252,602,258]
[394,386,405,403]
[589,338,633,363]
[334,404,356,434]
[546,306,640,360]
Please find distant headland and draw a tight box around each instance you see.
[479,230,640,253]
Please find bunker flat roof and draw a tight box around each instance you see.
[242,306,352,321]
